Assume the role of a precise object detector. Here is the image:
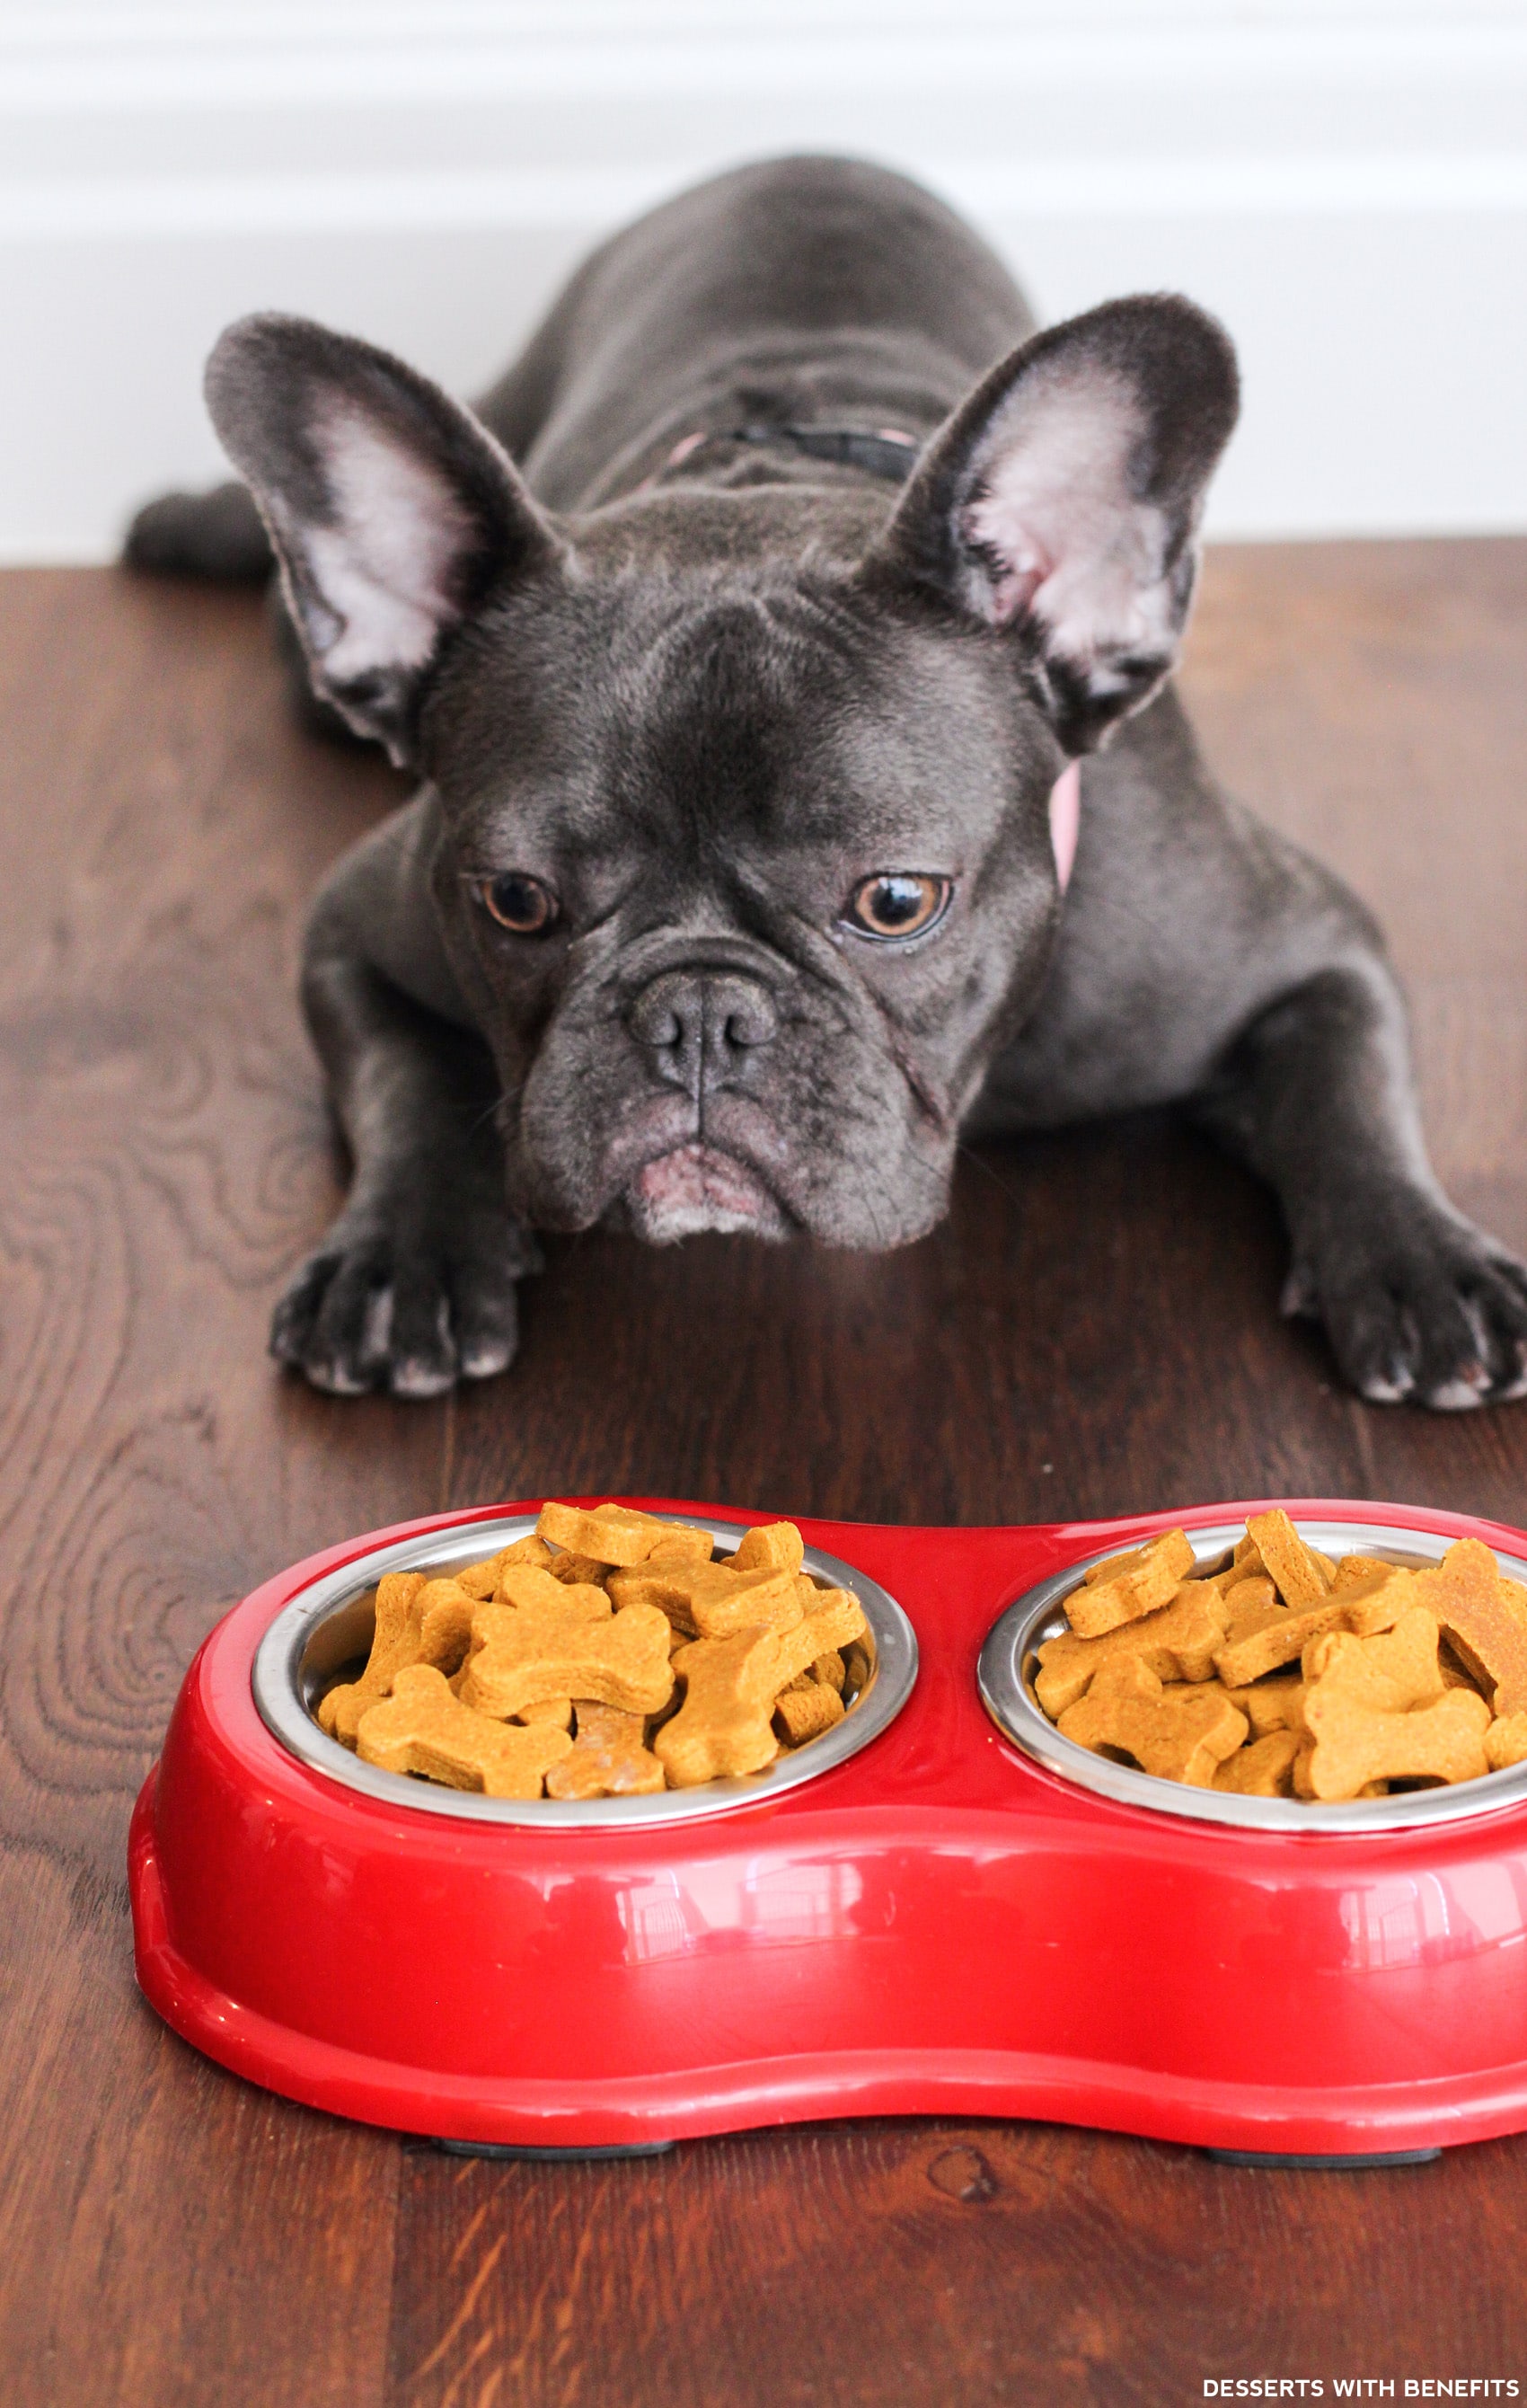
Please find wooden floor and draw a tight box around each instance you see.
[2,538,1525,2404]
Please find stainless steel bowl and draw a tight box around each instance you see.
[977,1516,1527,1833]
[252,1510,917,1828]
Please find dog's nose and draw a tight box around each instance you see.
[626,969,778,1096]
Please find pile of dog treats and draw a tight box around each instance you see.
[1032,1509,1527,1802]
[317,1501,868,1799]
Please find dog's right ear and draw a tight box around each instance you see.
[205,314,564,765]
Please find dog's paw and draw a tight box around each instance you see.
[269,1202,535,1398]
[1288,1198,1527,1410]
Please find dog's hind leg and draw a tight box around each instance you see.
[1195,961,1527,1408]
[121,479,273,581]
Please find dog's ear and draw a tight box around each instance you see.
[866,296,1238,753]
[205,314,564,764]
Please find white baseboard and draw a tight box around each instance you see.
[1,1,1523,560]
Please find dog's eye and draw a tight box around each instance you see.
[478,872,559,934]
[843,872,951,942]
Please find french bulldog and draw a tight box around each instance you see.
[127,155,1527,1408]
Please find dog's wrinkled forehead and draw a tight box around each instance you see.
[430,563,1027,870]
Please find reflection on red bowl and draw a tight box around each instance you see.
[129,1496,1527,2157]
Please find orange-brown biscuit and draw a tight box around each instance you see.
[1220,1670,1304,1736]
[415,1579,478,1678]
[515,1696,574,1731]
[1299,1606,1445,1715]
[545,1551,612,1589]
[1245,1509,1332,1610]
[497,1563,612,1620]
[657,1627,783,1786]
[1064,1530,1196,1638]
[535,1501,712,1568]
[319,1570,428,1745]
[1217,1573,1276,1619]
[469,1594,674,1721]
[810,1649,847,1695]
[1331,1554,1398,1594]
[1213,1571,1408,1688]
[609,1558,802,1641]
[355,1664,574,1798]
[1297,1681,1491,1802]
[545,1703,666,1799]
[455,1535,556,1599]
[772,1590,869,1688]
[1485,1713,1527,1772]
[731,1521,806,1574]
[774,1683,845,1747]
[1034,1581,1231,1718]
[1409,1539,1527,1717]
[1213,1729,1303,1797]
[1057,1656,1248,1786]
[1222,1537,1267,1587]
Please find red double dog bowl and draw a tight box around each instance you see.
[128,1497,1527,2162]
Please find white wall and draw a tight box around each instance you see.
[1,0,1523,561]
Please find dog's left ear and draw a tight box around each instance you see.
[205,314,566,765]
[865,295,1238,753]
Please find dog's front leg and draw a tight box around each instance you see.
[1196,961,1527,1407]
[271,916,538,1399]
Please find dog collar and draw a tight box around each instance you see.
[635,421,922,494]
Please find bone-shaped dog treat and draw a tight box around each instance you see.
[774,1683,845,1746]
[546,1552,613,1589]
[455,1535,556,1599]
[319,1571,428,1744]
[496,1563,612,1620]
[1213,1728,1303,1796]
[1064,1530,1196,1638]
[772,1590,869,1687]
[516,1696,573,1731]
[414,1579,479,1678]
[1299,1606,1445,1716]
[1215,1573,1275,1618]
[1245,1509,1332,1610]
[536,1501,713,1568]
[1223,1536,1266,1586]
[1486,1713,1527,1772]
[469,1594,674,1721]
[730,1520,806,1573]
[1035,1580,1231,1717]
[656,1626,783,1785]
[1213,1569,1409,1688]
[1296,1681,1491,1802]
[608,1558,801,1640]
[1220,1670,1304,1736]
[1409,1539,1527,1717]
[1330,1553,1397,1594]
[356,1664,574,1797]
[545,1703,666,1798]
[1057,1655,1249,1785]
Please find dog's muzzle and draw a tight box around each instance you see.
[621,966,789,1240]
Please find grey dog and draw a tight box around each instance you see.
[128,155,1527,1408]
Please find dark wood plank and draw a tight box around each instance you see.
[0,542,1523,2406]
[387,2122,1527,2408]
[0,568,428,2406]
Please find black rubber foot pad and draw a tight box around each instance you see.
[1207,2146,1442,2169]
[433,2138,675,2161]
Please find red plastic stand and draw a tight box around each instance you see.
[128,1497,1527,2156]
